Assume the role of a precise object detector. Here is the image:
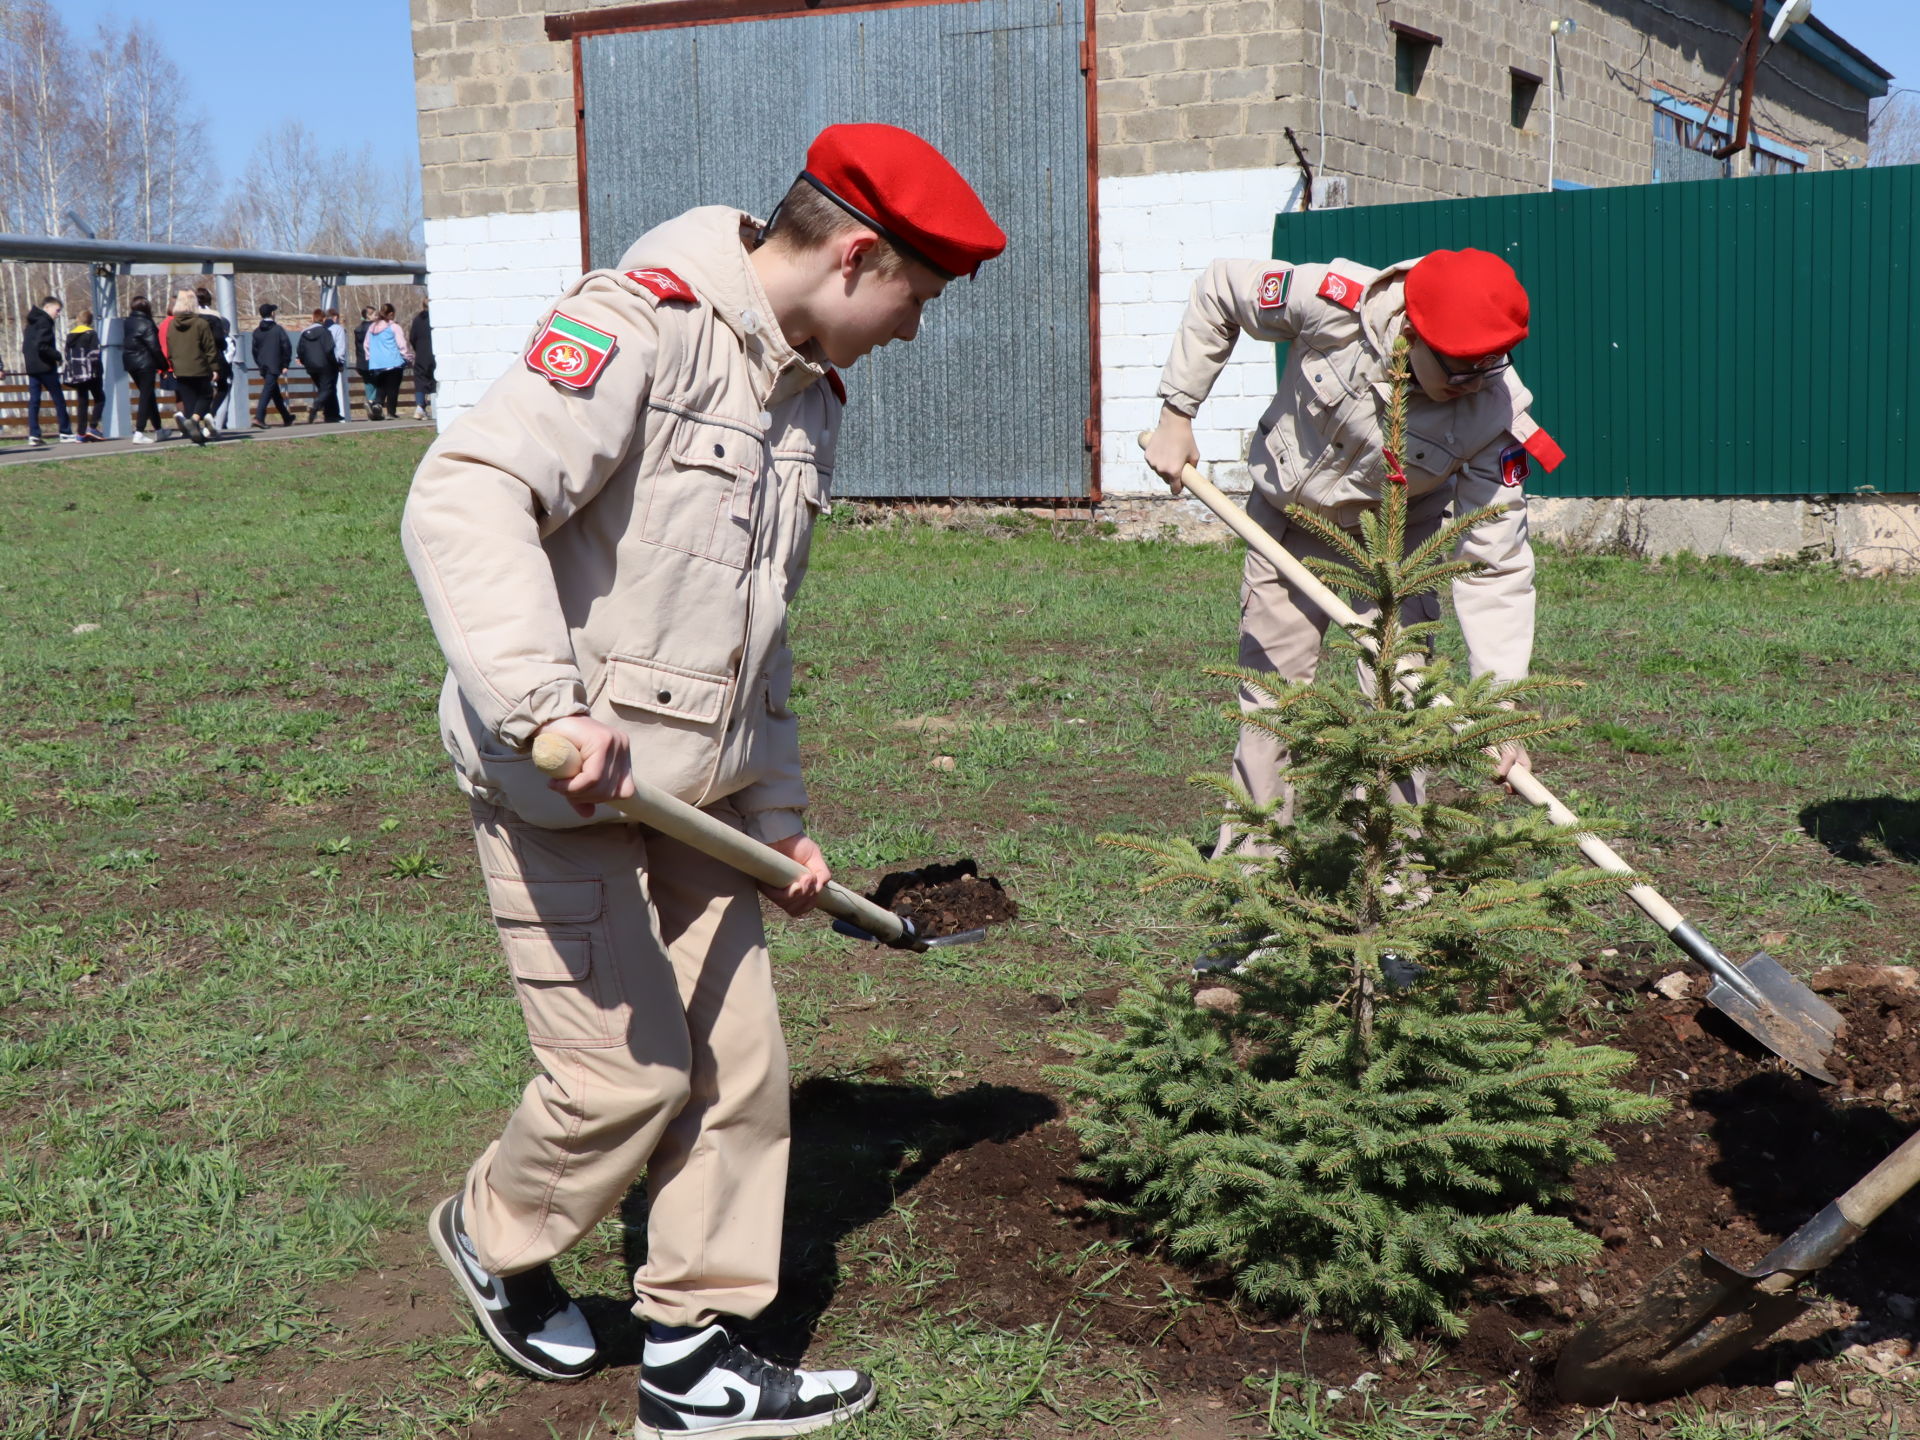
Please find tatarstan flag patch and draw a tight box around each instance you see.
[526,311,617,390]
[1257,268,1292,309]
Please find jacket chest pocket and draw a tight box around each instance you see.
[1292,359,1369,475]
[605,655,733,727]
[639,414,761,570]
[1401,422,1464,487]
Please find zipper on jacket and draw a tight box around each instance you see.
[692,395,774,809]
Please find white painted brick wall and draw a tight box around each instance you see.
[426,178,1307,485]
[424,209,583,428]
[1099,165,1305,496]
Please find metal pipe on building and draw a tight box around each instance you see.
[214,273,242,431]
[1548,19,1576,190]
[92,263,128,439]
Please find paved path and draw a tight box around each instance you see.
[0,415,432,467]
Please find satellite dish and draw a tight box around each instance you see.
[1768,0,1812,46]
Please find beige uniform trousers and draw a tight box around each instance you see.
[460,798,788,1328]
[1224,490,1443,852]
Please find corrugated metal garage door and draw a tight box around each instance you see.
[580,0,1090,499]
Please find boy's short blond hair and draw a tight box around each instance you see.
[760,177,908,277]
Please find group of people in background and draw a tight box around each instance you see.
[12,293,435,446]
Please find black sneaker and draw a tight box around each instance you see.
[636,1324,874,1438]
[428,1194,599,1382]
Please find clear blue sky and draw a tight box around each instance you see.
[1812,0,1918,93]
[53,0,1917,190]
[59,0,420,183]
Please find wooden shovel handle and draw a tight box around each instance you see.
[1840,1125,1920,1229]
[1140,437,1685,928]
[528,731,914,948]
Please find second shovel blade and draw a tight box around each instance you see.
[1556,1250,1811,1404]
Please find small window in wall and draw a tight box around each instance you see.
[1750,147,1804,176]
[1390,21,1440,97]
[1510,66,1542,129]
[1652,102,1731,183]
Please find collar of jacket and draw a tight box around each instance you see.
[618,205,828,399]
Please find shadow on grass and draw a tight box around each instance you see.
[1798,796,1920,867]
[585,1078,1058,1366]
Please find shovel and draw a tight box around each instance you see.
[1139,437,1843,1083]
[530,732,984,952]
[1555,1125,1920,1402]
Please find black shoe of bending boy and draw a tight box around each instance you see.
[429,1194,600,1382]
[637,1323,875,1438]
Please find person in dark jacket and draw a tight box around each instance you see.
[21,297,73,447]
[168,289,221,444]
[64,312,106,441]
[250,303,295,428]
[296,309,342,423]
[353,305,375,415]
[196,287,234,429]
[410,300,435,420]
[123,296,165,443]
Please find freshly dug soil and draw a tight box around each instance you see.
[868,859,1019,937]
[824,947,1920,1425]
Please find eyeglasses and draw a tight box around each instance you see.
[1433,348,1511,387]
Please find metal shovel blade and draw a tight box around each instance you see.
[830,918,987,950]
[1555,1249,1811,1404]
[1706,951,1844,1085]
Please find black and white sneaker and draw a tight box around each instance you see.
[428,1194,599,1382]
[636,1324,874,1438]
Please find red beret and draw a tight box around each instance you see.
[1404,248,1530,358]
[801,123,1007,280]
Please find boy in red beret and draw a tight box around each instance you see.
[1143,248,1563,857]
[404,122,1004,1436]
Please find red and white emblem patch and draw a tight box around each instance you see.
[624,267,697,304]
[525,311,617,390]
[1499,443,1530,488]
[1257,268,1292,310]
[1317,271,1362,310]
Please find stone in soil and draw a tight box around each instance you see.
[868,859,1018,938]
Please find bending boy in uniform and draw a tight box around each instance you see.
[1143,249,1563,855]
[404,123,1005,1438]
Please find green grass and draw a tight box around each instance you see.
[3,435,1919,1436]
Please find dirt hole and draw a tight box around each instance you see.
[867,859,1019,938]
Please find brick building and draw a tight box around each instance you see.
[410,0,1888,497]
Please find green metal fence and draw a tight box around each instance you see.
[1270,166,1918,498]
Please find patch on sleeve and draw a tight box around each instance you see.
[1522,426,1566,472]
[1256,268,1292,310]
[826,368,847,405]
[525,311,618,390]
[623,267,697,304]
[1316,271,1362,310]
[1498,443,1530,488]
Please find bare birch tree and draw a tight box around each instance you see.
[1871,93,1920,168]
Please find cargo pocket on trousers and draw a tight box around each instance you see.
[484,873,625,1049]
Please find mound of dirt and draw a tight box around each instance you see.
[868,859,1019,937]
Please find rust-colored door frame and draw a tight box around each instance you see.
[545,0,1102,503]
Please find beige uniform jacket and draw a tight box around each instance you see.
[1158,256,1560,682]
[402,207,840,841]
